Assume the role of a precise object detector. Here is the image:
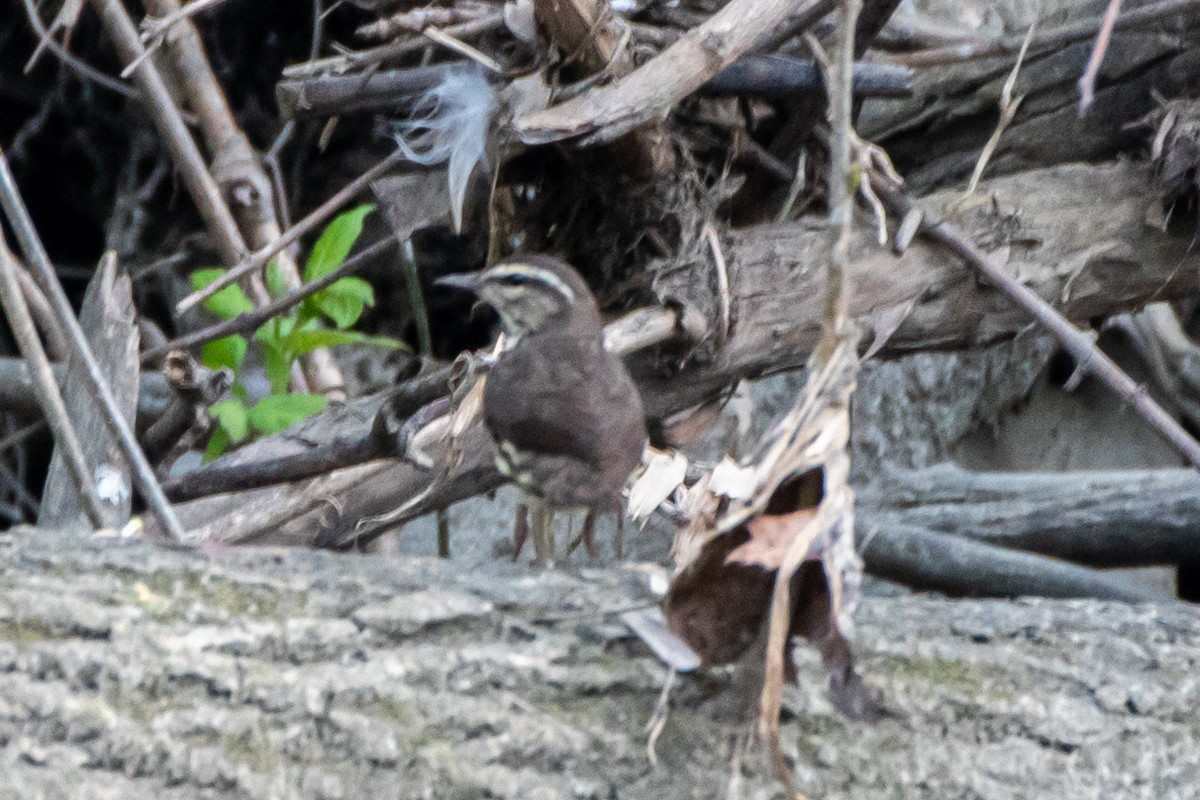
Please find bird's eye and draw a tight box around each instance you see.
[501,274,529,286]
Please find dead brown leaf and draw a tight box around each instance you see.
[725,507,818,569]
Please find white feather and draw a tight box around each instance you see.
[392,66,495,233]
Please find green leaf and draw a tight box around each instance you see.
[327,276,375,304]
[312,276,375,329]
[265,258,289,298]
[191,269,254,320]
[314,293,365,329]
[248,393,329,436]
[253,315,294,348]
[209,398,250,443]
[261,340,292,396]
[201,335,249,373]
[304,204,374,281]
[204,428,231,462]
[285,328,408,356]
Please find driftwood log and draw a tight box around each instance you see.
[0,527,1196,798]
[38,255,139,530]
[862,463,1200,567]
[864,0,1200,189]
[152,158,1196,548]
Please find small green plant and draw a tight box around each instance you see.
[193,204,404,460]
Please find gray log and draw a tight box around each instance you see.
[155,161,1200,547]
[862,463,1200,567]
[38,256,138,529]
[0,526,1196,798]
[857,518,1165,602]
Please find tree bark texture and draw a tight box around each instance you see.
[863,0,1200,189]
[0,528,1196,798]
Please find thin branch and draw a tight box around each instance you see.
[281,15,505,79]
[19,0,141,100]
[0,148,186,541]
[175,150,407,315]
[1077,0,1122,115]
[91,0,249,267]
[15,268,69,361]
[958,14,1037,204]
[163,433,383,502]
[871,173,1200,469]
[516,0,833,146]
[0,235,106,528]
[142,236,400,362]
[422,26,502,72]
[120,0,234,78]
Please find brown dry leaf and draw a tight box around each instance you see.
[663,466,878,718]
[725,507,818,569]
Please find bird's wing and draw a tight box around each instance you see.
[483,336,611,467]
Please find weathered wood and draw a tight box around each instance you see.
[642,160,1195,416]
[152,161,1198,546]
[38,255,138,530]
[857,518,1165,601]
[862,0,1200,189]
[1,527,1197,798]
[862,463,1200,567]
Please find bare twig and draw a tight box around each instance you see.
[356,4,491,41]
[703,225,731,349]
[871,174,1200,469]
[145,237,398,363]
[19,0,141,100]
[175,150,407,315]
[0,148,186,541]
[121,0,234,78]
[422,26,502,72]
[0,235,106,528]
[163,433,384,503]
[0,419,47,455]
[14,268,69,361]
[958,15,1037,204]
[281,15,505,79]
[91,0,249,267]
[1077,0,1122,115]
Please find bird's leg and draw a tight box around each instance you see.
[614,513,624,560]
[563,510,599,561]
[527,495,555,566]
[512,500,530,562]
[580,510,598,559]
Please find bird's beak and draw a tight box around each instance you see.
[434,272,481,292]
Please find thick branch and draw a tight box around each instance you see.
[156,161,1196,545]
[515,0,832,145]
[863,464,1200,567]
[642,160,1194,416]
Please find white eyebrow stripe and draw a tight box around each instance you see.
[489,264,576,303]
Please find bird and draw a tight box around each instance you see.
[436,255,647,562]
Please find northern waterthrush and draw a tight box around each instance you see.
[437,255,647,559]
